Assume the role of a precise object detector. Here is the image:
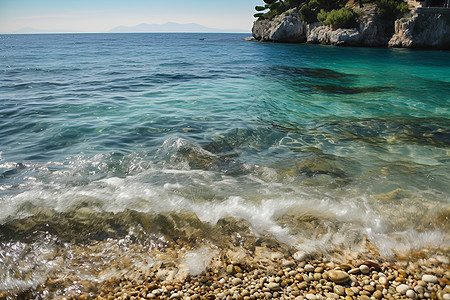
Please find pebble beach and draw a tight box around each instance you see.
[4,242,449,300]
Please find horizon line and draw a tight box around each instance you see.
[0,31,252,35]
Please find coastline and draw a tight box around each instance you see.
[251,6,450,50]
[3,236,449,299]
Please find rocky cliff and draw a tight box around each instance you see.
[389,8,450,49]
[252,6,450,49]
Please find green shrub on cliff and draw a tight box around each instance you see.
[317,7,358,29]
[300,4,316,23]
[254,0,409,24]
[376,0,409,20]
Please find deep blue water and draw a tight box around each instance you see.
[0,33,449,293]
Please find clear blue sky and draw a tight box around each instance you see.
[0,0,262,33]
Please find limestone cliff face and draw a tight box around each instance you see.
[252,6,450,49]
[305,5,391,46]
[252,10,307,43]
[389,9,450,49]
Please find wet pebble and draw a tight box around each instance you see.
[267,282,281,291]
[406,289,417,299]
[359,265,370,274]
[379,276,388,286]
[305,264,315,273]
[422,274,439,283]
[396,284,411,294]
[328,270,350,284]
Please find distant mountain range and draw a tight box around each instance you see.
[12,22,248,34]
[108,22,247,33]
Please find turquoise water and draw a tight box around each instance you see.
[0,33,449,293]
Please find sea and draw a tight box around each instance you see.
[0,33,449,295]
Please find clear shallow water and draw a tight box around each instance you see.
[0,33,449,293]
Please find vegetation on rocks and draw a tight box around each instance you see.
[317,7,358,29]
[254,0,410,28]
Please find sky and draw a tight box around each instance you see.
[0,0,262,33]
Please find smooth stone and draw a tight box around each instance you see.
[414,286,425,294]
[267,282,281,291]
[328,270,350,284]
[360,265,370,274]
[306,293,317,300]
[417,280,427,287]
[298,282,308,290]
[363,285,375,292]
[232,278,242,285]
[345,288,354,296]
[348,268,360,275]
[350,287,360,295]
[226,265,235,275]
[305,264,315,273]
[360,296,370,300]
[406,289,417,299]
[422,274,439,284]
[315,267,324,273]
[325,293,339,299]
[373,290,383,299]
[334,285,345,296]
[379,276,388,286]
[146,294,156,299]
[396,284,411,294]
[170,294,181,299]
[443,294,450,300]
[234,266,243,273]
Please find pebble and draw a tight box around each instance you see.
[306,293,317,300]
[396,284,411,294]
[334,285,345,296]
[359,265,370,274]
[348,268,360,274]
[328,270,350,284]
[325,292,339,299]
[298,282,308,290]
[373,290,383,299]
[17,247,449,300]
[304,264,315,273]
[406,289,417,299]
[227,265,235,275]
[314,267,324,273]
[267,282,281,291]
[422,274,439,283]
[363,285,375,292]
[379,276,388,286]
[344,287,354,296]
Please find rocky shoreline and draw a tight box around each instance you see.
[4,244,449,300]
[251,5,450,49]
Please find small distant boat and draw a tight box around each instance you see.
[199,38,205,41]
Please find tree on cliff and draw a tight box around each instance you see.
[255,0,409,26]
